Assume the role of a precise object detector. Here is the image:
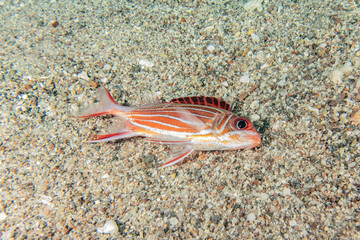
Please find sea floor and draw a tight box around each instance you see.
[1,0,359,239]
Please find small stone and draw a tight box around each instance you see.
[240,74,250,83]
[101,173,110,179]
[330,69,343,84]
[260,63,269,69]
[50,20,59,28]
[90,81,99,88]
[2,227,15,239]
[210,215,221,224]
[244,0,263,12]
[307,105,319,115]
[97,220,119,234]
[78,71,90,81]
[289,220,297,227]
[250,100,260,110]
[207,44,215,51]
[250,114,260,121]
[247,213,256,221]
[272,120,284,131]
[321,159,327,165]
[168,217,179,227]
[350,110,360,125]
[203,26,215,33]
[283,188,291,196]
[258,193,269,201]
[100,77,109,84]
[285,129,296,136]
[251,33,260,43]
[40,195,53,207]
[15,105,27,112]
[103,64,111,71]
[139,60,154,68]
[319,42,327,48]
[329,62,352,84]
[341,62,353,75]
[0,212,7,221]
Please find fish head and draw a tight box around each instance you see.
[222,116,261,150]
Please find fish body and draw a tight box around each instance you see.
[77,86,261,167]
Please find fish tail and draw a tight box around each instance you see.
[75,85,130,118]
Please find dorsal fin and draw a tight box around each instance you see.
[170,96,231,111]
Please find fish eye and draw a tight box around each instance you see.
[236,119,247,129]
[233,117,251,130]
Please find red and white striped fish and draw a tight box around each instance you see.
[76,86,261,168]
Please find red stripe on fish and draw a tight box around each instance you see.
[130,105,228,134]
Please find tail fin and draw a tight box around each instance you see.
[75,86,130,118]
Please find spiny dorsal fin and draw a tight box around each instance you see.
[170,96,231,111]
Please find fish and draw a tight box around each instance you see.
[76,86,261,168]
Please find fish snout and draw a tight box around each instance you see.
[229,130,261,150]
[247,131,261,149]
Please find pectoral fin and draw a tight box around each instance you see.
[159,146,194,168]
[90,130,139,142]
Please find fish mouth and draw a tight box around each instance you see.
[230,130,261,150]
[244,131,261,149]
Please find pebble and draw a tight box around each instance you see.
[350,110,360,125]
[240,74,250,83]
[203,25,215,34]
[168,217,179,227]
[97,220,119,234]
[139,59,154,68]
[207,44,215,51]
[247,213,256,221]
[272,120,284,131]
[250,100,260,110]
[329,62,353,84]
[329,69,343,84]
[103,64,111,71]
[256,192,269,201]
[319,42,327,48]
[341,62,353,75]
[40,195,53,207]
[244,0,263,12]
[250,114,260,121]
[251,33,260,43]
[50,20,59,28]
[307,105,319,115]
[78,71,90,81]
[100,77,109,84]
[101,173,110,179]
[289,220,297,227]
[260,63,269,69]
[15,105,27,112]
[0,212,7,221]
[283,188,291,196]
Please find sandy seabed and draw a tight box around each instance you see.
[1,0,360,239]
